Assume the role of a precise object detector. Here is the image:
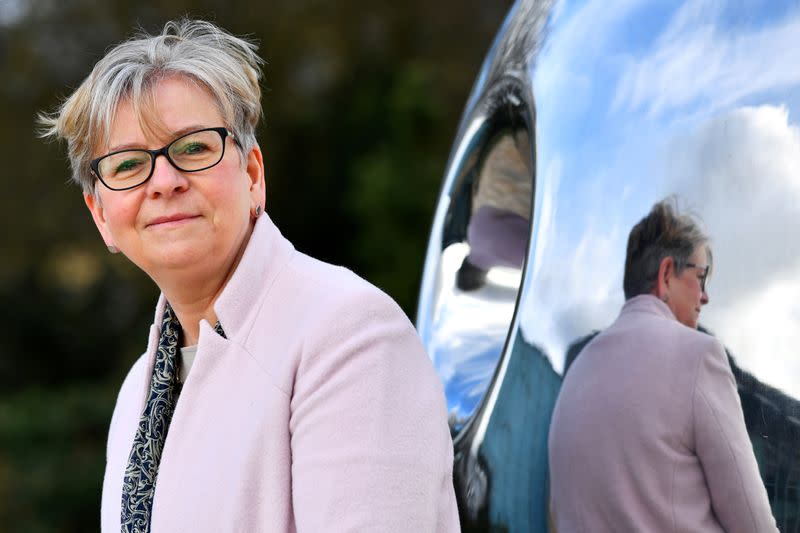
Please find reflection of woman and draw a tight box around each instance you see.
[457,131,531,290]
[41,20,458,532]
[548,199,776,532]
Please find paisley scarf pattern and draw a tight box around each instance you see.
[120,303,226,533]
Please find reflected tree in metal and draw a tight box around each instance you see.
[417,0,800,530]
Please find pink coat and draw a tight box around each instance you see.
[100,215,460,532]
[548,295,777,532]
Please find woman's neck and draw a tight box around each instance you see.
[154,224,253,345]
[166,290,220,346]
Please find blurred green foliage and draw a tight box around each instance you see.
[0,0,510,529]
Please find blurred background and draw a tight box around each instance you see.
[0,0,512,529]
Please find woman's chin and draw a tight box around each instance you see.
[681,317,699,330]
[139,244,215,276]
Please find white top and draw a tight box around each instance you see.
[178,345,198,383]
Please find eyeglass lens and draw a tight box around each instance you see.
[96,129,225,189]
[685,263,709,293]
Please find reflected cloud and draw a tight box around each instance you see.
[531,1,800,394]
[614,2,800,118]
[659,104,800,396]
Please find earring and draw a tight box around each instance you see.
[107,245,119,254]
[660,294,668,304]
[254,205,262,218]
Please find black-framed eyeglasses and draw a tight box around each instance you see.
[684,263,710,293]
[89,127,237,191]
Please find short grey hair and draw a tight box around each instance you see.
[39,18,264,194]
[623,197,712,299]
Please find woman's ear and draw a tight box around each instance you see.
[84,192,116,249]
[245,143,266,209]
[654,256,674,301]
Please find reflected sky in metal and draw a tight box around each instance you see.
[427,242,520,431]
[418,0,800,530]
[525,0,800,398]
[416,9,537,431]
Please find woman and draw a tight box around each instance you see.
[41,19,459,532]
[547,199,776,532]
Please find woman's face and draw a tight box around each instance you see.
[84,76,264,285]
[667,246,711,329]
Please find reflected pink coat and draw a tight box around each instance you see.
[100,215,460,532]
[548,295,777,532]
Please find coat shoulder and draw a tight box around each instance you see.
[266,250,410,336]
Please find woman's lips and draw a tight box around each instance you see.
[146,214,200,228]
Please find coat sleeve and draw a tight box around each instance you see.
[692,337,777,533]
[288,284,460,532]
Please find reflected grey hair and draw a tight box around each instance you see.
[39,18,264,194]
[623,197,712,300]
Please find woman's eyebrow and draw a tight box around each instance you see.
[107,141,143,152]
[171,124,210,138]
[107,125,210,152]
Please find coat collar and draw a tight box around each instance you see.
[148,213,295,342]
[620,294,676,321]
[212,213,295,340]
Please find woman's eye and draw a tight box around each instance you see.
[176,142,208,155]
[116,158,145,173]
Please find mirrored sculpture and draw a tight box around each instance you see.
[417,0,800,530]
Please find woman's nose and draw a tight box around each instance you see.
[146,155,189,196]
[701,290,709,305]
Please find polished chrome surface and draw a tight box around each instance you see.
[418,0,800,530]
[415,0,542,435]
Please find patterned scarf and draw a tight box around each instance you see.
[120,303,226,533]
